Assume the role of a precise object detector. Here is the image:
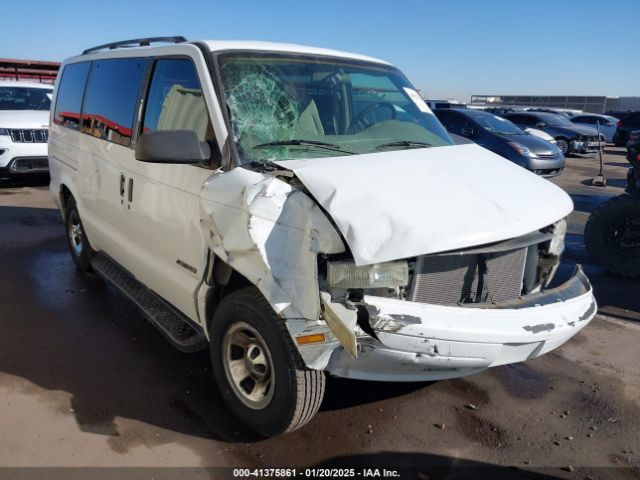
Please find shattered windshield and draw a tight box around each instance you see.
[217,52,453,162]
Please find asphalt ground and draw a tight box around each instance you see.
[0,148,638,480]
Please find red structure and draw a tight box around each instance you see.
[0,58,61,84]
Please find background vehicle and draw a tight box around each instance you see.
[585,137,640,277]
[571,113,618,142]
[434,108,564,177]
[613,112,640,146]
[526,107,580,119]
[503,111,602,155]
[0,81,52,177]
[626,130,640,147]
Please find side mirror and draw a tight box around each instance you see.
[535,122,546,128]
[135,130,210,164]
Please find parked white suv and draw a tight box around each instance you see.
[0,81,52,176]
[49,37,596,436]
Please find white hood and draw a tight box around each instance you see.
[276,143,573,265]
[0,110,49,129]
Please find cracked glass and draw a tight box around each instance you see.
[217,52,453,163]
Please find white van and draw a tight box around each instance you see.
[49,37,596,436]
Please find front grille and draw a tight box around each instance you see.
[9,129,48,143]
[409,248,527,305]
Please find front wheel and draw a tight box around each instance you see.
[210,287,325,436]
[585,195,640,278]
[555,137,569,155]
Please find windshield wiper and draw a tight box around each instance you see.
[375,140,433,150]
[253,139,354,155]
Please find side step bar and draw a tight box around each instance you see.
[91,253,208,353]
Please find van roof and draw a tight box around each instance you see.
[74,38,390,66]
[201,40,389,65]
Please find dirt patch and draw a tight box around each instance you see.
[454,407,507,447]
[490,362,552,399]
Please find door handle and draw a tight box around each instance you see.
[128,178,134,203]
[120,174,125,197]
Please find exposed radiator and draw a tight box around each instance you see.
[409,248,527,306]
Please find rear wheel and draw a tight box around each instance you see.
[585,195,640,278]
[65,197,94,271]
[210,287,325,436]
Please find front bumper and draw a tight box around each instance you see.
[321,266,595,381]
[0,138,49,174]
[525,155,565,177]
[0,156,49,175]
[570,140,603,154]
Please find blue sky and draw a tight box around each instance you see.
[3,0,638,100]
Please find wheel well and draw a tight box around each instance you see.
[60,185,72,217]
[205,259,254,328]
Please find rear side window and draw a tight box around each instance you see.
[54,62,91,129]
[574,116,596,124]
[142,58,213,142]
[81,58,148,147]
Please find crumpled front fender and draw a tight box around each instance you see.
[199,168,345,321]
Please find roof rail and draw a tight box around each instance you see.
[82,36,187,55]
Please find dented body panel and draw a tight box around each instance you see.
[326,267,596,381]
[276,144,574,265]
[199,167,344,321]
[196,152,595,381]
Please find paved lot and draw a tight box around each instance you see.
[0,149,639,479]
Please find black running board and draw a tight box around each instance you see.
[91,253,208,352]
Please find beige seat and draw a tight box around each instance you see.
[294,99,324,137]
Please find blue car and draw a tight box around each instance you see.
[434,108,565,177]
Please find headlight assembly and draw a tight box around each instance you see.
[548,218,567,257]
[508,142,537,158]
[327,261,409,289]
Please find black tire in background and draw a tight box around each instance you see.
[65,197,95,272]
[209,287,325,436]
[585,195,640,278]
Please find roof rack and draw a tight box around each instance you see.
[82,36,187,55]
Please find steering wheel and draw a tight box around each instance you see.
[346,102,397,134]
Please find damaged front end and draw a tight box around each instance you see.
[199,163,595,382]
[311,220,596,381]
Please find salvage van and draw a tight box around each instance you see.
[49,37,596,436]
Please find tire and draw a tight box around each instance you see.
[556,137,569,155]
[65,197,95,271]
[209,287,325,436]
[584,195,640,278]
